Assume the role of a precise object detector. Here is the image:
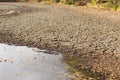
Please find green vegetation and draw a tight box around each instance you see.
[108,0,120,10]
[38,0,120,11]
[1,0,120,10]
[64,0,73,5]
[92,0,120,10]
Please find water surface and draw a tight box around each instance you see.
[0,43,70,80]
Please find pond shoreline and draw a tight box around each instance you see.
[0,31,111,80]
[1,3,120,80]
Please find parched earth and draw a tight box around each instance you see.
[0,2,120,80]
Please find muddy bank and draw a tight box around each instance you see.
[1,2,120,80]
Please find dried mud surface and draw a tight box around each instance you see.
[0,2,120,80]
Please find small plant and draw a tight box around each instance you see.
[65,0,73,5]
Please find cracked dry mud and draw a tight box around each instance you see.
[0,2,120,80]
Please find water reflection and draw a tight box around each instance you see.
[0,43,70,80]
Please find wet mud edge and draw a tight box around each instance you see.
[0,31,119,80]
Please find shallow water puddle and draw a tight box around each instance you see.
[0,43,71,80]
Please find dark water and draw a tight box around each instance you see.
[0,43,71,80]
